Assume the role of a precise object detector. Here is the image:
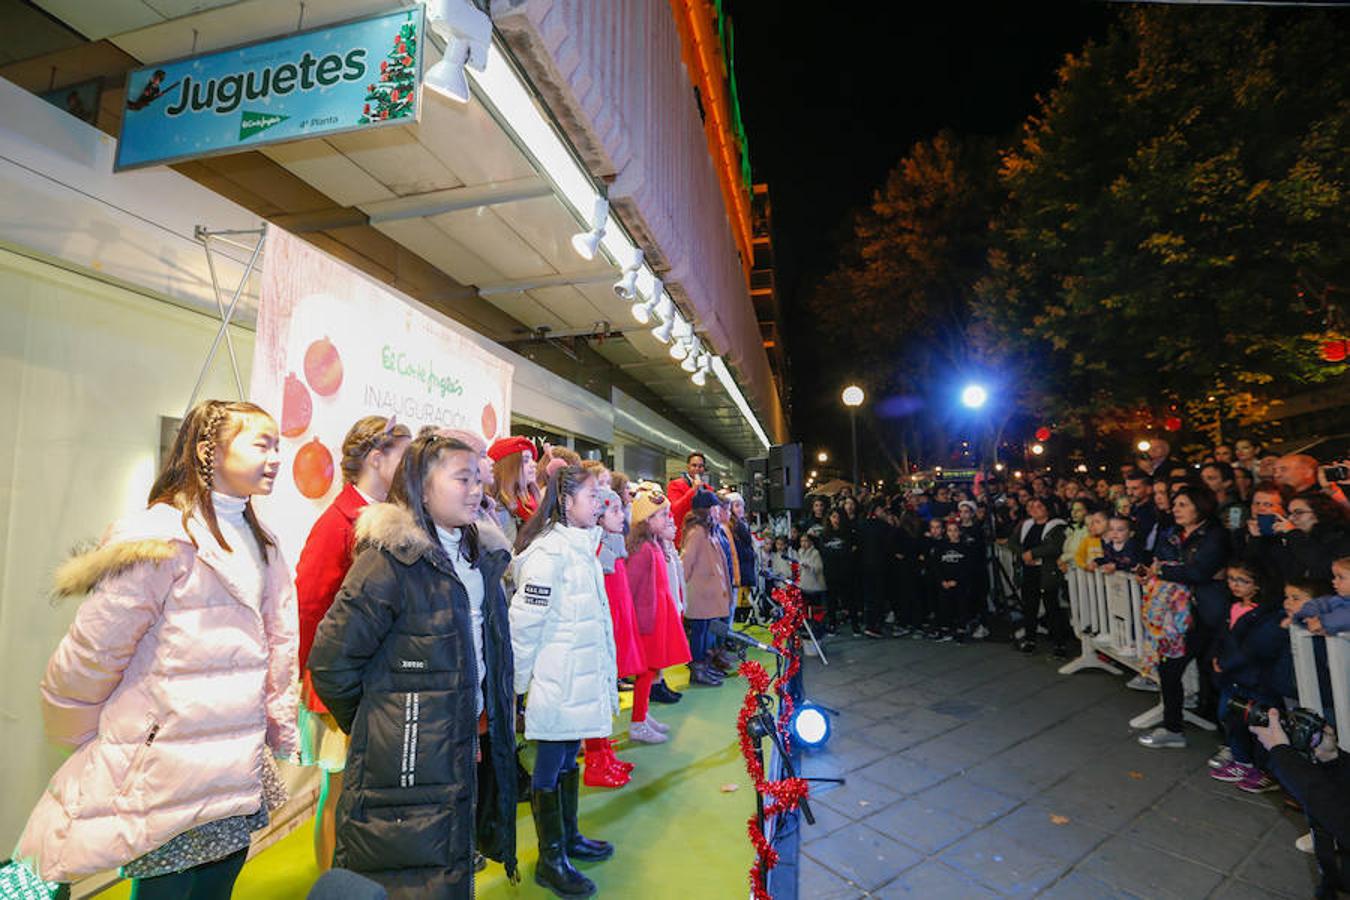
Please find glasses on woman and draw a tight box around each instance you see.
[1226,574,1255,585]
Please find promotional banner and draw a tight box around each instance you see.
[115,6,423,170]
[251,228,513,566]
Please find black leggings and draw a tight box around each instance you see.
[532,739,581,790]
[129,847,248,900]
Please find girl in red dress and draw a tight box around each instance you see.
[626,486,693,742]
[294,415,410,870]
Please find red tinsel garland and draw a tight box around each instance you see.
[736,578,810,899]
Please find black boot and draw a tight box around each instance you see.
[559,768,614,861]
[530,786,596,898]
[650,680,682,704]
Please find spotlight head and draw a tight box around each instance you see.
[790,704,831,749]
[423,0,491,103]
[681,344,700,373]
[613,269,638,301]
[631,296,657,324]
[669,338,690,360]
[571,197,609,260]
[691,367,707,386]
[651,316,675,343]
[960,384,988,409]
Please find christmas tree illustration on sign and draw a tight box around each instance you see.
[359,16,418,124]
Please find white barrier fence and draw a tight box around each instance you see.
[1289,626,1350,753]
[1060,566,1214,731]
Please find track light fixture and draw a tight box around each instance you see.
[632,295,659,325]
[423,0,492,103]
[651,316,675,343]
[571,197,608,260]
[681,342,701,373]
[613,248,643,300]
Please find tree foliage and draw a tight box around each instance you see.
[976,7,1348,438]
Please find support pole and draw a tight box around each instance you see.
[184,225,266,418]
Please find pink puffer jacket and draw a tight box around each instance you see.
[13,504,298,883]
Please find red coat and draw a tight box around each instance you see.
[667,475,696,547]
[296,483,368,712]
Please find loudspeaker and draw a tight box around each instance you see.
[746,456,769,514]
[767,442,803,511]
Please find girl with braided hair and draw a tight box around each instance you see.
[13,400,298,897]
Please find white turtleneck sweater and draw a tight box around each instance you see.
[436,525,486,716]
[210,491,265,605]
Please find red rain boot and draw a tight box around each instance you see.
[583,745,629,788]
[604,739,635,776]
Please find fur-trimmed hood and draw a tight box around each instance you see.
[356,501,512,567]
[51,504,199,598]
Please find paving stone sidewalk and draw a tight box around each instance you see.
[794,636,1317,898]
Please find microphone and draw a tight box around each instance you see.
[710,619,782,656]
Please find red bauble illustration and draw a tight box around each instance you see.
[1034,426,1052,442]
[294,437,334,499]
[1163,416,1183,432]
[481,402,498,439]
[1322,340,1348,363]
[304,336,343,396]
[280,372,312,438]
[390,89,399,103]
[401,55,413,66]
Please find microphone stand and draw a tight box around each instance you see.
[760,571,830,666]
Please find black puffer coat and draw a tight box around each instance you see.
[308,503,518,899]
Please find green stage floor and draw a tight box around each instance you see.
[99,648,770,899]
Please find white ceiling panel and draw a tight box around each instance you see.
[413,92,537,185]
[427,206,555,281]
[263,138,396,207]
[521,285,606,330]
[493,195,604,277]
[483,294,567,334]
[372,218,503,286]
[326,126,463,197]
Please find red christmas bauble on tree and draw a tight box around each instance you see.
[280,372,312,438]
[481,402,498,440]
[1163,416,1182,432]
[304,337,343,396]
[390,89,399,103]
[1322,340,1348,363]
[1034,426,1052,442]
[294,437,334,499]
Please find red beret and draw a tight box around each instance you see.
[488,436,536,463]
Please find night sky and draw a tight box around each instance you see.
[726,1,1113,449]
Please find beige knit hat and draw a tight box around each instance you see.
[630,483,670,527]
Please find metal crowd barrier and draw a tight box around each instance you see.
[1060,565,1215,731]
[1290,626,1350,752]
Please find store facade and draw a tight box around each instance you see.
[0,1,784,878]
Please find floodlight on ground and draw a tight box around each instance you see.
[790,704,831,749]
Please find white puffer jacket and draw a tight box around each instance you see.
[510,524,619,740]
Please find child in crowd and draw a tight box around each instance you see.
[770,534,797,584]
[652,484,690,704]
[294,415,410,870]
[797,531,827,623]
[510,465,617,898]
[937,519,982,641]
[1074,509,1109,571]
[681,492,733,687]
[625,487,692,739]
[916,517,946,636]
[14,401,298,895]
[489,436,541,544]
[1094,515,1141,573]
[587,488,645,784]
[1210,560,1294,794]
[1281,577,1332,629]
[1288,556,1350,636]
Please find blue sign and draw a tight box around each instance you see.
[115,7,424,171]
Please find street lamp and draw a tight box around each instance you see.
[842,385,865,488]
[817,450,829,463]
[960,383,988,409]
[1030,443,1045,456]
[1137,439,1152,453]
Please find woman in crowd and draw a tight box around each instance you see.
[1282,493,1350,583]
[308,433,519,897]
[490,436,541,544]
[681,491,732,686]
[15,400,297,896]
[294,414,410,871]
[510,465,616,898]
[625,487,693,739]
[1139,485,1228,749]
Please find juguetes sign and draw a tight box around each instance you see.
[115,7,423,170]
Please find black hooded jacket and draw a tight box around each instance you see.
[309,503,518,899]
